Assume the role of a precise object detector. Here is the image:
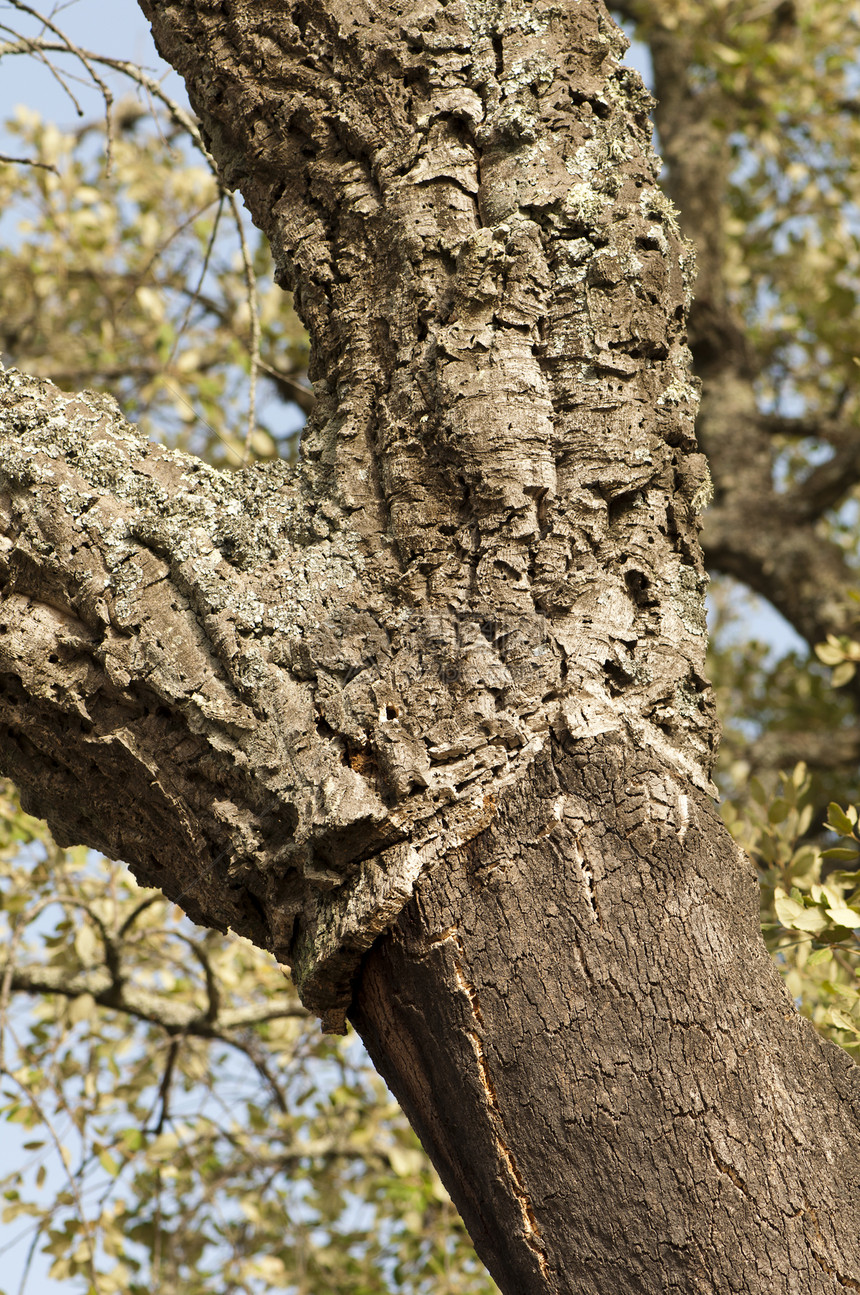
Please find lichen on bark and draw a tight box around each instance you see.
[3,0,714,1030]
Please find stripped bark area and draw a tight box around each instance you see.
[1,2,859,1290]
[355,733,860,1293]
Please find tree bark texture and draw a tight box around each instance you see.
[355,733,860,1293]
[1,1,859,1290]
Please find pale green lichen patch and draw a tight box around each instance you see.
[0,0,719,1024]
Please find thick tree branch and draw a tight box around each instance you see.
[646,20,860,665]
[3,0,718,1026]
[754,411,860,446]
[354,732,860,1292]
[741,724,860,774]
[784,442,860,522]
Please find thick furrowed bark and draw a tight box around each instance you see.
[2,1,859,1287]
[354,732,860,1294]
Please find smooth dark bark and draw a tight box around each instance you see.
[355,732,860,1293]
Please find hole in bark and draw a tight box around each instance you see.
[385,705,398,720]
[0,625,6,634]
[347,745,378,778]
[624,568,656,607]
[608,489,640,528]
[603,660,630,695]
[278,802,300,835]
[48,654,58,664]
[492,34,503,75]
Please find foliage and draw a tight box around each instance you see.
[0,781,498,1295]
[0,106,310,467]
[722,764,860,1055]
[622,0,860,424]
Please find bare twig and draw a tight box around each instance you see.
[0,150,58,172]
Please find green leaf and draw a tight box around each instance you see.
[826,804,857,837]
[97,1150,120,1178]
[749,778,767,807]
[774,893,828,933]
[831,662,856,688]
[120,1128,145,1153]
[815,640,845,665]
[825,904,860,930]
[712,41,743,64]
[768,797,789,824]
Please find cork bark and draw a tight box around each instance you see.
[1,1,859,1290]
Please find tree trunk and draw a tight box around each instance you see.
[354,733,860,1292]
[1,1,859,1290]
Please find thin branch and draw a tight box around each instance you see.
[257,359,315,415]
[227,1034,289,1114]
[0,151,58,172]
[229,191,260,465]
[5,1,114,170]
[754,410,860,448]
[741,726,860,774]
[163,193,226,373]
[117,892,163,938]
[154,1040,179,1135]
[783,442,860,522]
[2,1029,102,1295]
[0,30,87,121]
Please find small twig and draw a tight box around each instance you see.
[228,191,260,465]
[117,892,163,938]
[163,193,226,374]
[0,151,58,172]
[154,1039,179,1135]
[2,1030,103,1295]
[6,0,114,170]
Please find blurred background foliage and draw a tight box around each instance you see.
[2,0,860,1291]
[0,104,310,468]
[0,782,496,1295]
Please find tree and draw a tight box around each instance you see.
[0,100,498,1294]
[1,2,860,1293]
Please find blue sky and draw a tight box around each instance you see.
[0,0,186,135]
